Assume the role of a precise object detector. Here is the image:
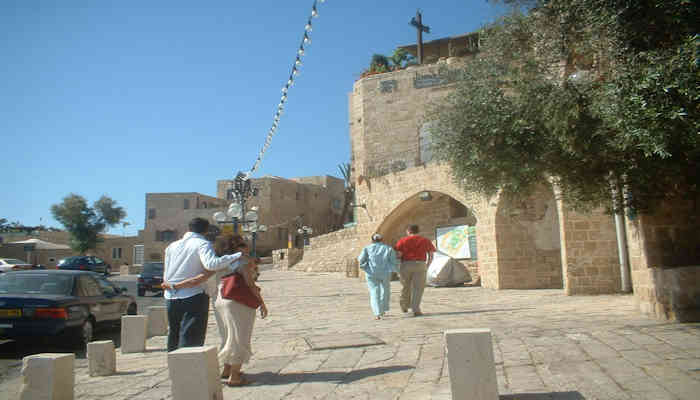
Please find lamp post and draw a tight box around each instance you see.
[213,206,267,257]
[297,225,313,247]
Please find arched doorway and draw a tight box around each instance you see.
[374,191,480,281]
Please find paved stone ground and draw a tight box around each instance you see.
[2,268,699,399]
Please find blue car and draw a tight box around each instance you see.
[57,256,112,275]
[0,270,137,347]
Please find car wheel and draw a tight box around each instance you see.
[137,288,145,296]
[127,303,137,315]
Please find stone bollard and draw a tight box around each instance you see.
[19,353,74,400]
[444,328,499,400]
[168,346,222,400]
[121,315,147,353]
[147,306,168,337]
[87,340,116,376]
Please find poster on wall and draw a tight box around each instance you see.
[436,225,471,259]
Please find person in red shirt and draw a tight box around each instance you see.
[394,224,435,316]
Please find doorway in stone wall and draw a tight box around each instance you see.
[374,191,479,283]
[495,184,563,289]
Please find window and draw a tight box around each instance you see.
[419,121,436,164]
[76,276,101,297]
[96,276,118,296]
[148,208,156,219]
[226,189,235,200]
[156,230,177,242]
[332,199,342,210]
[184,199,190,209]
[112,248,123,259]
[295,192,300,200]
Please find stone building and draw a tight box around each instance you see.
[0,230,141,269]
[140,192,227,261]
[137,176,345,261]
[216,175,345,252]
[288,34,699,322]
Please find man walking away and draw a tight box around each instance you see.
[163,217,243,352]
[394,224,435,317]
[358,233,399,320]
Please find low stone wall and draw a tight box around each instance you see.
[119,264,143,275]
[272,248,303,270]
[290,225,370,273]
[634,265,700,322]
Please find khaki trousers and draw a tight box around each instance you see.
[399,261,427,312]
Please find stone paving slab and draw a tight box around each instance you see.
[1,268,700,400]
[305,332,385,351]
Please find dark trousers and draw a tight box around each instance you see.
[166,292,210,352]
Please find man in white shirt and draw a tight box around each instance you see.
[163,217,243,352]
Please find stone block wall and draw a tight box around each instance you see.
[556,204,621,295]
[272,248,303,270]
[627,196,700,321]
[290,224,370,273]
[495,187,563,289]
[633,265,700,322]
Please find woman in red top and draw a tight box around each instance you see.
[394,224,435,316]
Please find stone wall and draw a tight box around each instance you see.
[633,266,700,322]
[290,224,369,273]
[627,196,700,321]
[556,204,621,295]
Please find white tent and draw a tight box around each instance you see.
[9,238,70,250]
[426,250,471,287]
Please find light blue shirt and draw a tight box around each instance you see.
[163,232,242,300]
[358,242,399,279]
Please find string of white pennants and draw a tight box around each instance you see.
[245,0,327,178]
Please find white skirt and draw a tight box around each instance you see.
[215,283,257,365]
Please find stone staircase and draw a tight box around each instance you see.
[290,224,371,273]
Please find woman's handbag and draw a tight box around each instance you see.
[220,273,262,309]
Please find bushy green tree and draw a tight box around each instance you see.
[51,194,126,254]
[427,0,698,213]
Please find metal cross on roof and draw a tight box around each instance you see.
[410,10,430,64]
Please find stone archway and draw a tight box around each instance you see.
[373,190,481,281]
[494,184,563,289]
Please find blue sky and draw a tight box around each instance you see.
[1,0,508,236]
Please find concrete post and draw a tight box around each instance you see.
[147,306,168,337]
[444,328,499,400]
[121,315,147,353]
[19,353,74,400]
[168,346,222,400]
[87,340,116,376]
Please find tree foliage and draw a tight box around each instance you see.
[50,194,126,254]
[428,0,698,213]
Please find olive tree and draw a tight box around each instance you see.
[428,0,698,213]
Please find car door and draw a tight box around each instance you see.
[95,276,127,319]
[75,275,111,323]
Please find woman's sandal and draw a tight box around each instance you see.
[224,377,252,387]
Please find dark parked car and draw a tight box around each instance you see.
[57,256,112,275]
[0,270,137,346]
[137,262,164,296]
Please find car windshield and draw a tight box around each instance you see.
[58,257,84,266]
[143,263,164,275]
[1,259,28,265]
[0,274,74,295]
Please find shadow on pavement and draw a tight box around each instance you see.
[245,365,414,385]
[500,392,585,400]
